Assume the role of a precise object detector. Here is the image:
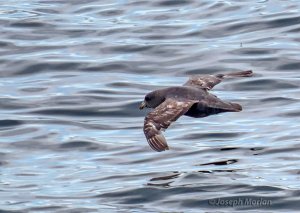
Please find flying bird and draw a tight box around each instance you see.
[139,70,253,152]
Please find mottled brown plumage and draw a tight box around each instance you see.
[140,70,253,152]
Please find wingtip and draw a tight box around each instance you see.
[242,70,253,77]
[226,70,253,78]
[231,103,242,112]
[147,134,169,152]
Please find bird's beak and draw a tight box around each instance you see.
[139,101,146,110]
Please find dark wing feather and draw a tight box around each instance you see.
[184,93,242,118]
[203,93,242,112]
[144,98,197,152]
[184,70,253,90]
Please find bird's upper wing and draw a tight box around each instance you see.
[144,98,197,152]
[183,74,223,90]
[184,70,253,90]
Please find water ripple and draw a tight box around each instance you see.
[0,0,300,212]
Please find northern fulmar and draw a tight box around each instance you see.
[139,70,253,152]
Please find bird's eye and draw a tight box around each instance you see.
[145,96,151,101]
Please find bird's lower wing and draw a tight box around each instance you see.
[144,98,197,152]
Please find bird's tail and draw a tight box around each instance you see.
[216,70,253,78]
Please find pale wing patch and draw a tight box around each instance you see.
[143,98,197,152]
[183,74,222,90]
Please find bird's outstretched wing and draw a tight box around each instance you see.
[184,70,253,90]
[144,98,197,152]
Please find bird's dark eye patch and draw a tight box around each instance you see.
[145,96,151,101]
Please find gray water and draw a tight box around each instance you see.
[1,0,300,212]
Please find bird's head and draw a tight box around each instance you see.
[139,91,165,110]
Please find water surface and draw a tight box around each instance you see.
[1,0,300,212]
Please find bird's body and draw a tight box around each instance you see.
[151,86,241,118]
[158,86,208,101]
[140,70,253,152]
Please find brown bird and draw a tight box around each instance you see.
[139,70,253,152]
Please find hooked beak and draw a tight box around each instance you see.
[139,101,146,110]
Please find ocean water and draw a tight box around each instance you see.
[1,0,300,212]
